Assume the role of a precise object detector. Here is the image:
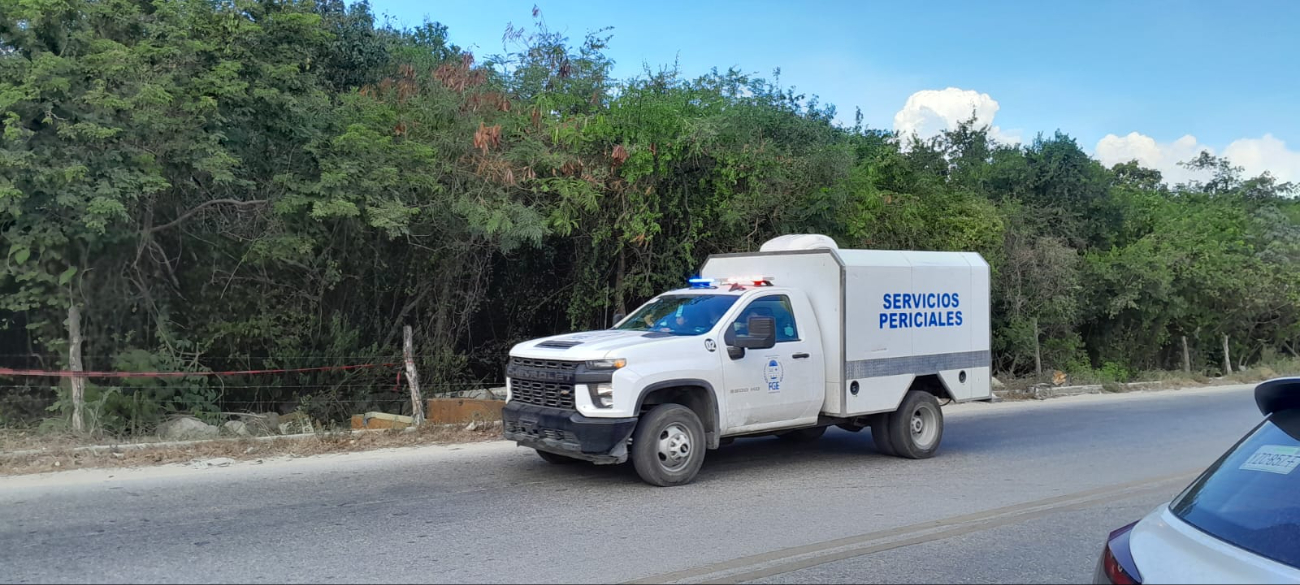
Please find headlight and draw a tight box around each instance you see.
[594,383,614,408]
[587,358,627,370]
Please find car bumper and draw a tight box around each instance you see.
[502,402,638,464]
[1092,556,1111,585]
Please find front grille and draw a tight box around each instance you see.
[510,356,580,371]
[507,357,582,410]
[510,378,576,409]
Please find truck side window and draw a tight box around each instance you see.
[733,295,800,342]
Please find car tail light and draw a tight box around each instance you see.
[1096,521,1143,584]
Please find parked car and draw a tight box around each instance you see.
[1094,377,1300,584]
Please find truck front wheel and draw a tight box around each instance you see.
[885,391,944,459]
[631,404,706,487]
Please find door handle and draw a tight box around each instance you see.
[792,353,810,359]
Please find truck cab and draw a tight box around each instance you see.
[503,234,992,486]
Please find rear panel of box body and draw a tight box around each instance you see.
[838,250,991,416]
[700,250,846,414]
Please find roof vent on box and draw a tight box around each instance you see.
[759,234,839,252]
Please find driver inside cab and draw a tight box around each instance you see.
[653,301,725,334]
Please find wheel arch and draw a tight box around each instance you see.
[635,379,721,449]
[911,373,955,402]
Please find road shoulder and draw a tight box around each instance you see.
[0,381,1257,483]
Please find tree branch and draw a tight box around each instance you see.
[148,199,268,234]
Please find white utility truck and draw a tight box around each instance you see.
[502,234,992,486]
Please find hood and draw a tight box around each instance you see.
[511,329,678,359]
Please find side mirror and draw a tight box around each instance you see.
[736,316,777,350]
[612,312,626,327]
[725,316,776,360]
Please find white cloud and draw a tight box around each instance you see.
[890,86,1299,187]
[892,87,1021,147]
[1223,134,1300,184]
[1095,133,1213,186]
[1096,132,1300,186]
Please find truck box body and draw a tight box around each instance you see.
[503,234,992,485]
[701,247,991,417]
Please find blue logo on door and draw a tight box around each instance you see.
[766,359,783,392]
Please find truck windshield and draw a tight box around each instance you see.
[616,294,737,336]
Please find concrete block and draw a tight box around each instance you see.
[426,397,504,425]
[354,412,414,429]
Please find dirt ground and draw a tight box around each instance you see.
[0,423,502,477]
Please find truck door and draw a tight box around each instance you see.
[721,293,823,432]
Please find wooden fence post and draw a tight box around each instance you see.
[403,325,425,425]
[1032,317,1042,377]
[67,304,85,433]
[1222,334,1232,375]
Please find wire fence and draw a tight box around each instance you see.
[0,354,507,432]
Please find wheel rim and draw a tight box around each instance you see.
[657,422,693,471]
[910,404,939,450]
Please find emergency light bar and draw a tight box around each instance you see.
[691,276,769,289]
[726,275,773,286]
[688,276,773,289]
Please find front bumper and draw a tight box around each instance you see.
[502,402,638,465]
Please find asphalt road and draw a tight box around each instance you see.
[0,384,1264,584]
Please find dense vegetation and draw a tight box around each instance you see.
[2,0,1297,430]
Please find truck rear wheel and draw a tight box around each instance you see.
[869,413,897,456]
[885,391,943,459]
[777,426,827,443]
[631,404,706,487]
[536,449,579,464]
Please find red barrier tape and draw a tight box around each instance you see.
[0,363,400,379]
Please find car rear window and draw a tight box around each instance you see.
[1170,409,1300,569]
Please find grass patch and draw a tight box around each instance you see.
[996,358,1300,396]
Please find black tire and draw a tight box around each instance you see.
[631,404,706,487]
[777,426,827,443]
[869,413,896,456]
[885,391,944,459]
[536,449,579,464]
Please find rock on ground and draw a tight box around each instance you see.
[278,411,314,435]
[190,457,235,469]
[158,416,220,440]
[222,420,251,437]
[450,387,508,400]
[240,413,279,435]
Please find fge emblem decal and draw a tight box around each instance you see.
[765,358,784,392]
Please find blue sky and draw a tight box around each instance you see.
[373,0,1300,183]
